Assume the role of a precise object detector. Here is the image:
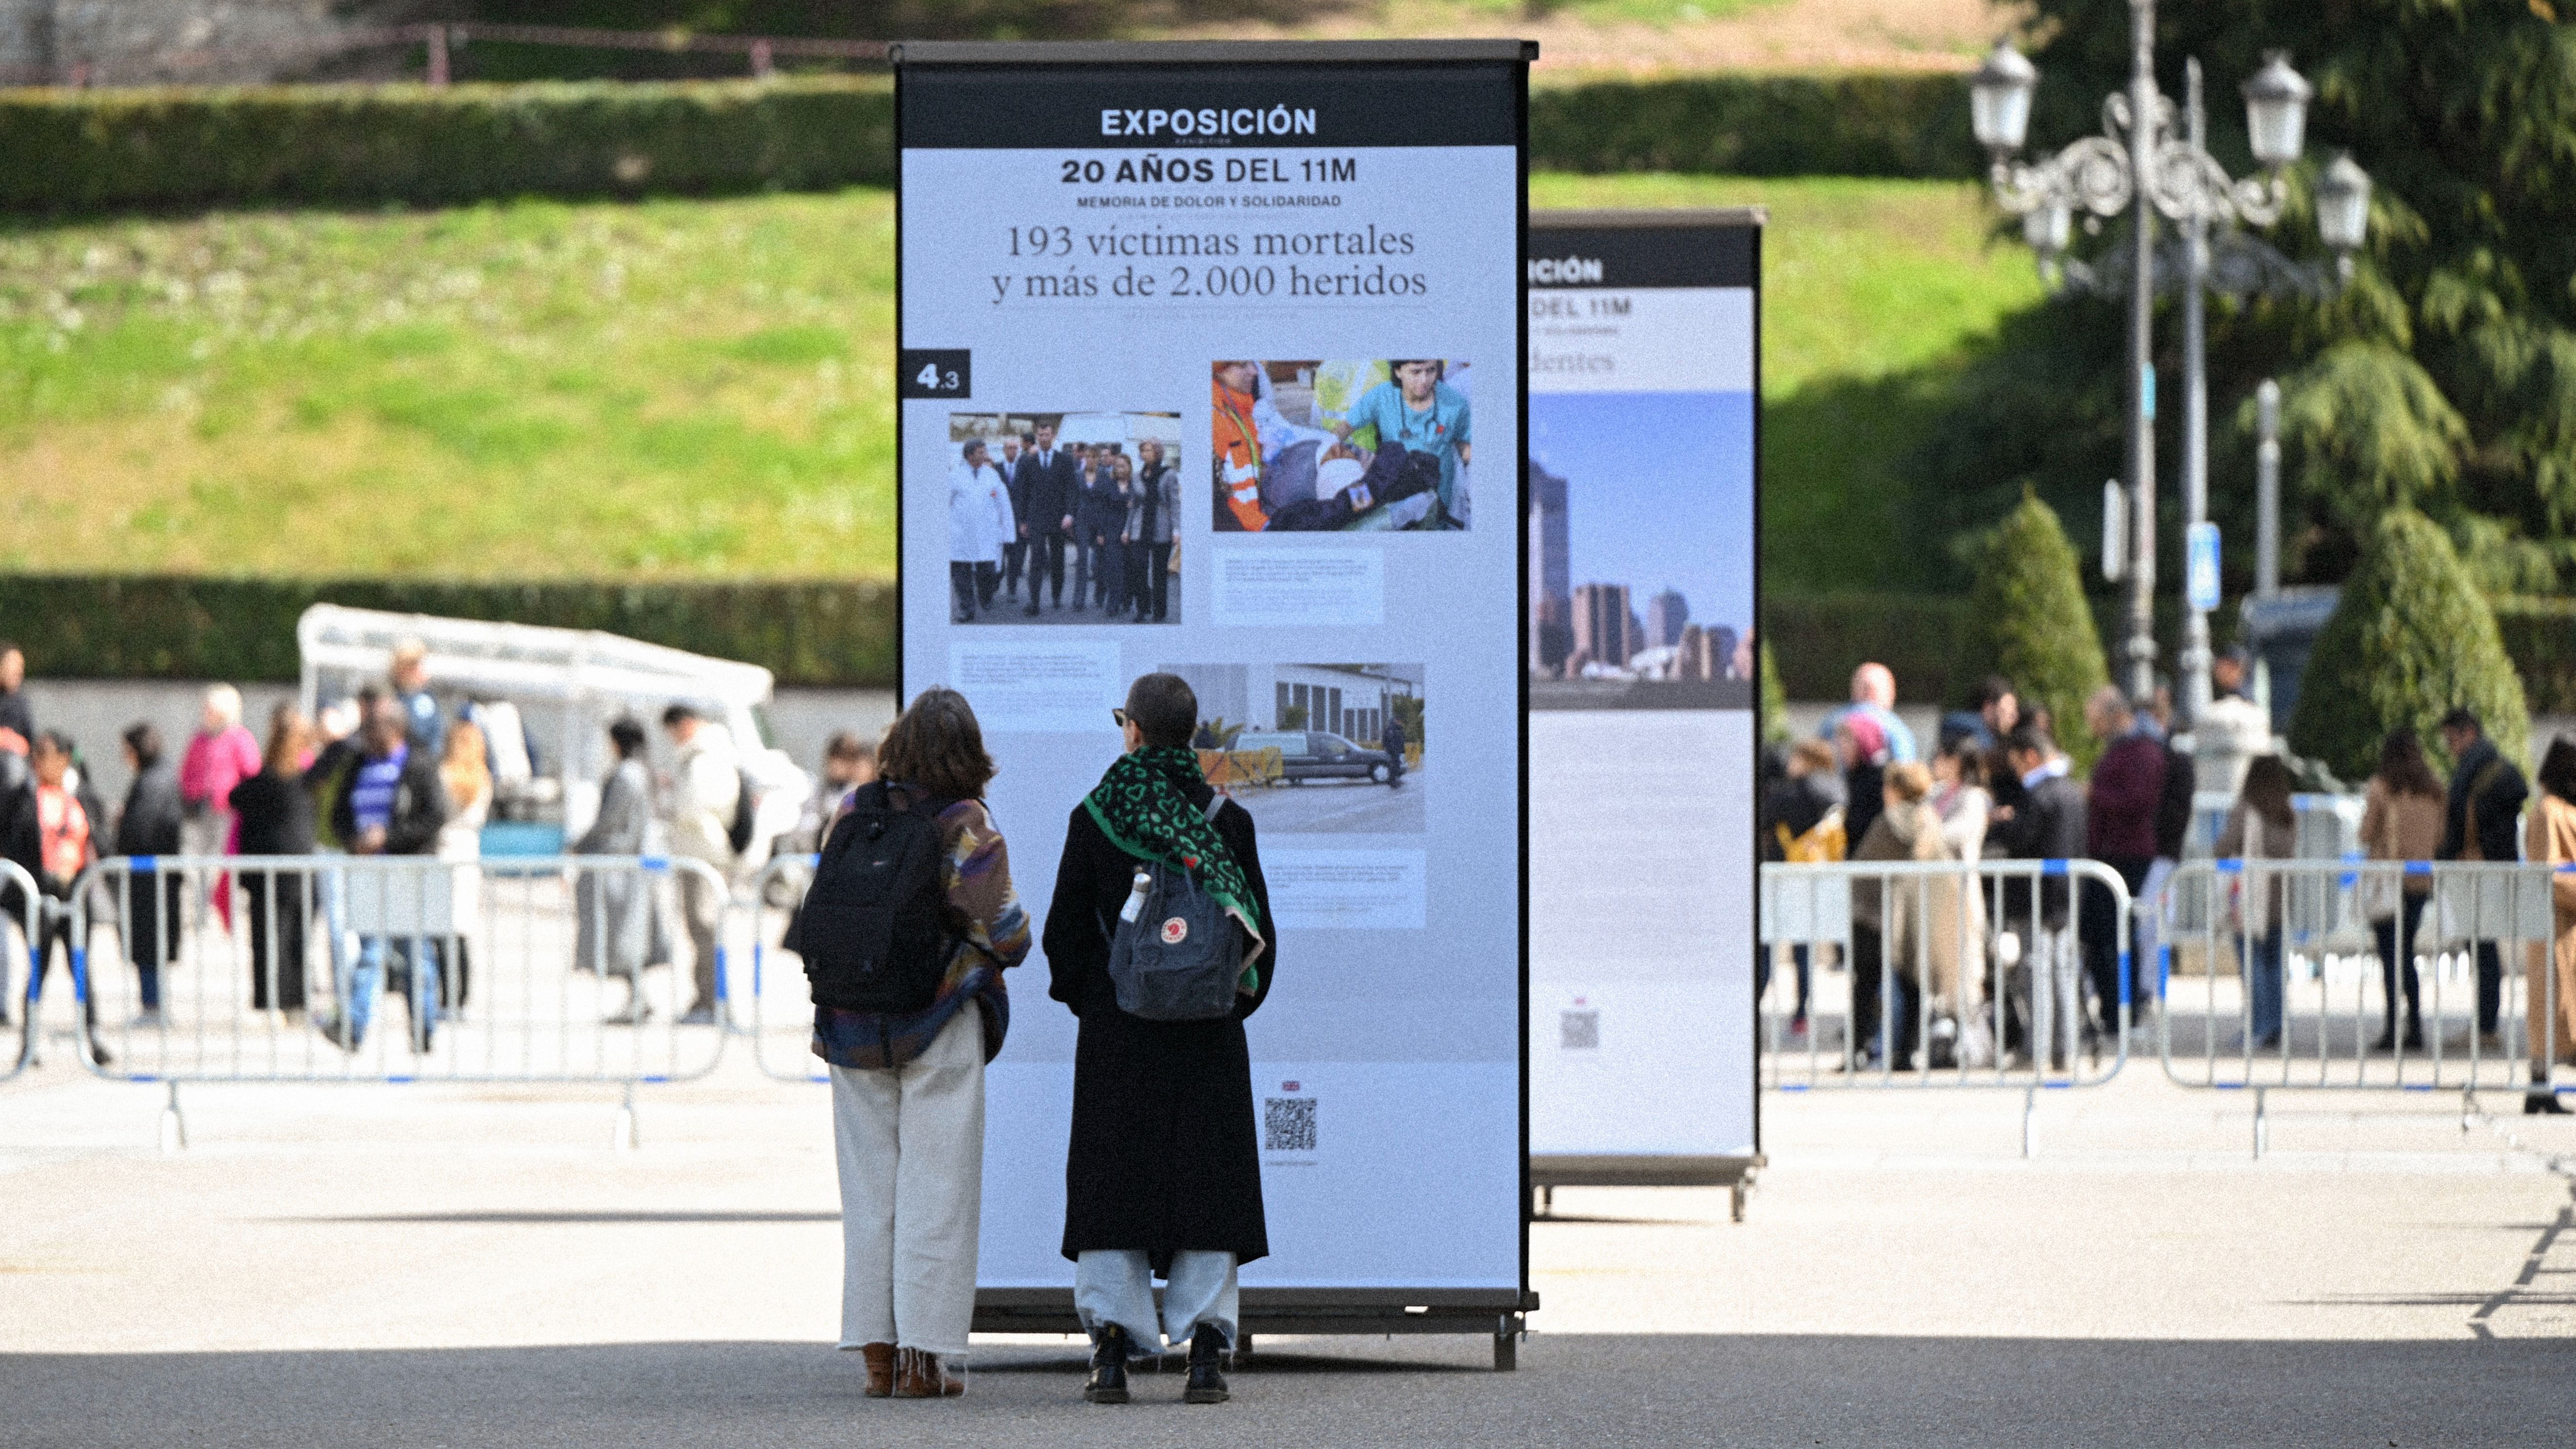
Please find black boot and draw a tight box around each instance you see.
[1084,1325,1130,1404]
[1183,1324,1229,1404]
[2526,1090,2571,1116]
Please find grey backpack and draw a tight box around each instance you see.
[1105,796,1247,1021]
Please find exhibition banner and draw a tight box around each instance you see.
[1527,210,1761,1174]
[894,41,1531,1303]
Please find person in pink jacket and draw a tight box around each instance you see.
[179,684,262,931]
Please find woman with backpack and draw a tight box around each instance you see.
[800,687,1028,1399]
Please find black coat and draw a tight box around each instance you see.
[1996,771,2088,928]
[327,749,449,856]
[2440,737,2529,864]
[1014,449,1080,538]
[1043,783,1276,1268]
[115,759,186,858]
[230,769,318,856]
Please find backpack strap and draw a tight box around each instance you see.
[1201,793,1226,824]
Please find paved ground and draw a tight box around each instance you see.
[3,1038,2572,1446]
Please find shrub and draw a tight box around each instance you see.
[0,76,894,211]
[1953,490,2111,769]
[2289,509,2529,781]
[1758,636,1789,745]
[0,71,1975,214]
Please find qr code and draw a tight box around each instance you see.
[1560,1010,1601,1049]
[1263,1097,1317,1152]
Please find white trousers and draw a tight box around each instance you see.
[831,1009,985,1356]
[2022,927,2082,1068]
[1074,1249,1239,1354]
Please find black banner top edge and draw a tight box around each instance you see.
[1525,221,1757,290]
[898,58,1525,150]
[892,39,1536,66]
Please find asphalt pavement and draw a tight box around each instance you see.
[2,1041,2572,1447]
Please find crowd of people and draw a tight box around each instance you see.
[949,421,1178,623]
[0,638,874,1056]
[1765,658,2576,1112]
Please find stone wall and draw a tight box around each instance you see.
[0,1,430,84]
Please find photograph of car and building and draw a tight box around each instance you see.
[1157,662,1425,835]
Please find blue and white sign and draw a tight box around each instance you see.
[2186,521,2222,612]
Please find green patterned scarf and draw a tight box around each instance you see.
[1084,746,1267,978]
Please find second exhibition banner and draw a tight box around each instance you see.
[895,42,1529,1299]
[1528,210,1761,1175]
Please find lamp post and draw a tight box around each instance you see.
[1970,1,2368,724]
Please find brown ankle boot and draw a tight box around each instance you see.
[860,1343,896,1398]
[893,1347,965,1398]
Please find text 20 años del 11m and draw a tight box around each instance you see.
[1056,154,1357,186]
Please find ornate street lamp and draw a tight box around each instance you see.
[1971,1,2368,727]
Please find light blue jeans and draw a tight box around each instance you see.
[340,936,441,1050]
[1075,1249,1237,1355]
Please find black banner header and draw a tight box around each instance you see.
[899,60,1525,151]
[1526,213,1761,289]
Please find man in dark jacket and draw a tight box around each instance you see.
[0,640,31,750]
[318,702,448,1054]
[2081,686,2166,1035]
[1994,725,2088,1067]
[114,722,187,1026]
[1045,672,1275,1407]
[1382,712,1407,786]
[1015,421,1080,615]
[2437,706,2528,1041]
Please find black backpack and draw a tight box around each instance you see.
[1102,795,1250,1021]
[788,782,957,1013]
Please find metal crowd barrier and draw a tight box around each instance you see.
[1761,858,2135,1155]
[2,858,39,1083]
[739,853,826,1083]
[66,853,733,1149]
[2158,858,2571,1153]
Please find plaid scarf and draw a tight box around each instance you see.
[1084,745,1266,948]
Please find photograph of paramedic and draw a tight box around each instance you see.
[1158,662,1425,836]
[1211,359,1471,533]
[946,411,1183,626]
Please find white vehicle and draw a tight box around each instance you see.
[1052,409,1184,462]
[296,605,811,866]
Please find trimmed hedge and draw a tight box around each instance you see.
[0,70,1975,212]
[1530,73,1976,179]
[0,574,896,688]
[0,76,896,211]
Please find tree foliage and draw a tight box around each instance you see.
[2288,507,2528,781]
[1955,491,2112,769]
[1915,3,2576,597]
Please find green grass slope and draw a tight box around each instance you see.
[2,176,2033,584]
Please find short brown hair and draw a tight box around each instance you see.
[877,687,996,801]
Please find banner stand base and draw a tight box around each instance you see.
[1530,1153,1763,1222]
[974,1288,1537,1371]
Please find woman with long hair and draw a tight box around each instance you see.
[2218,755,2300,1049]
[2360,728,2445,1051]
[805,687,1028,1399]
[228,707,316,1016]
[436,723,492,1013]
[2520,739,2576,1114]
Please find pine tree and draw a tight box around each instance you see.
[1957,490,2113,769]
[2288,507,2529,782]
